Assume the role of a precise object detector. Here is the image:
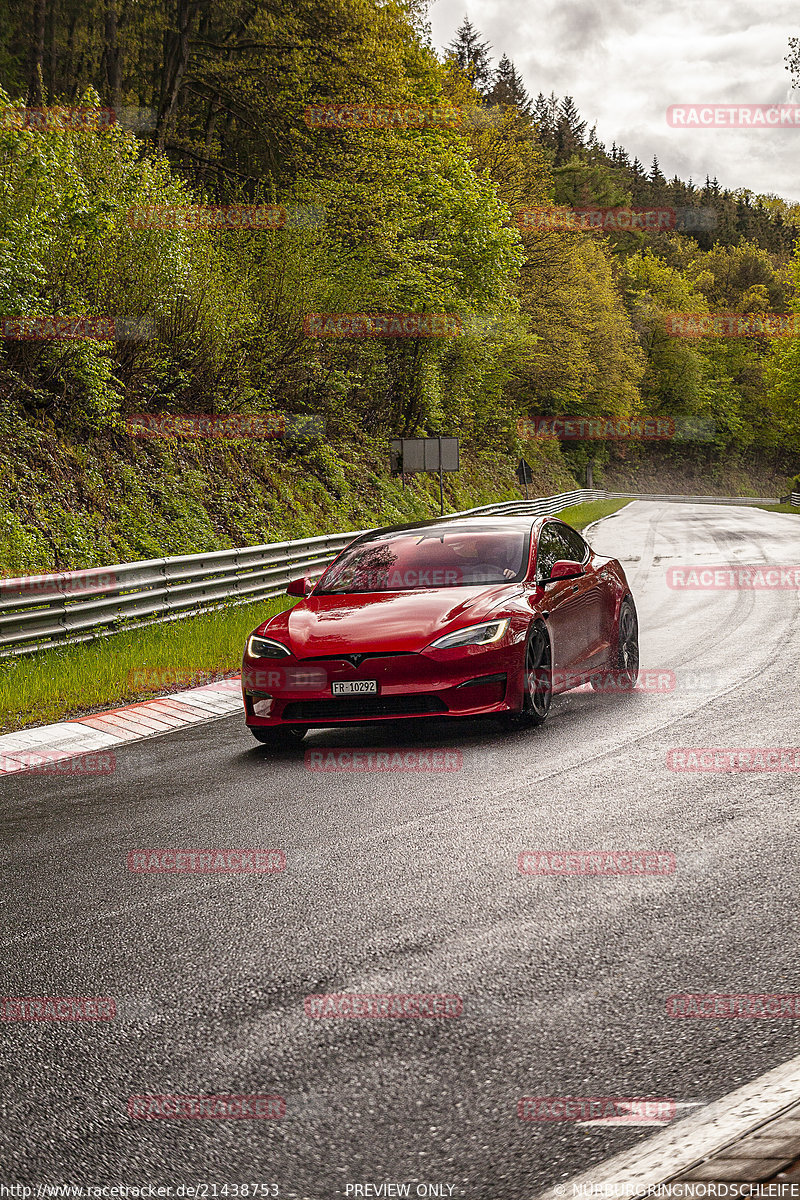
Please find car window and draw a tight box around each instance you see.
[316,526,531,592]
[535,525,572,580]
[556,522,589,563]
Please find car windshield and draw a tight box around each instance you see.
[315,526,529,593]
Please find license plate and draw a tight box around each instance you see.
[331,680,378,696]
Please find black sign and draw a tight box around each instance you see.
[516,459,533,486]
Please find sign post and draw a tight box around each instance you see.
[515,458,533,500]
[389,437,460,516]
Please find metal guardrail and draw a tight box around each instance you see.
[0,529,369,658]
[607,491,780,505]
[0,486,785,657]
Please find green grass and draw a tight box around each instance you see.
[555,496,632,530]
[1,496,632,734]
[753,503,800,515]
[0,595,293,734]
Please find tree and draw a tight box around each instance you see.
[446,17,493,96]
[531,91,558,146]
[156,0,202,152]
[100,0,121,109]
[553,95,586,164]
[486,54,532,115]
[26,0,47,104]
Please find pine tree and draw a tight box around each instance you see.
[650,155,665,185]
[558,96,587,142]
[446,18,493,95]
[531,91,558,145]
[552,95,587,164]
[486,53,532,114]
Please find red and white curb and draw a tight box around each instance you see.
[536,1051,800,1199]
[0,678,243,775]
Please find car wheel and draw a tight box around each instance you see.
[594,597,639,692]
[504,621,552,729]
[249,726,306,749]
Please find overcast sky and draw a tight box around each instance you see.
[428,0,800,203]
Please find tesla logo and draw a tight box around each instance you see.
[341,654,367,669]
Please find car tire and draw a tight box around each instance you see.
[592,597,639,692]
[502,620,552,729]
[249,726,306,749]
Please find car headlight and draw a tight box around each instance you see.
[426,619,509,651]
[246,635,291,659]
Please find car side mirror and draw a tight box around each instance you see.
[286,576,310,597]
[540,559,585,584]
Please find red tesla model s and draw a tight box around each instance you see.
[241,515,638,747]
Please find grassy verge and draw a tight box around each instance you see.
[1,497,631,735]
[556,496,632,530]
[0,596,293,734]
[753,503,800,515]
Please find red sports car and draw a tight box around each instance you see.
[241,515,638,747]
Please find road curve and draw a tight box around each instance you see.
[2,500,800,1197]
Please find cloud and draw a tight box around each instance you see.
[430,0,800,201]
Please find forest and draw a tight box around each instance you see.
[1,0,799,570]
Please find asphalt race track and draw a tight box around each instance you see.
[2,500,800,1198]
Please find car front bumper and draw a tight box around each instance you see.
[241,645,519,727]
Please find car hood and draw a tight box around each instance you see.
[261,586,519,657]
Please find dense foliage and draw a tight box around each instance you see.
[1,0,799,499]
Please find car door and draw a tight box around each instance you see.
[555,522,605,668]
[535,524,587,675]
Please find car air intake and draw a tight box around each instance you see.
[282,694,447,721]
